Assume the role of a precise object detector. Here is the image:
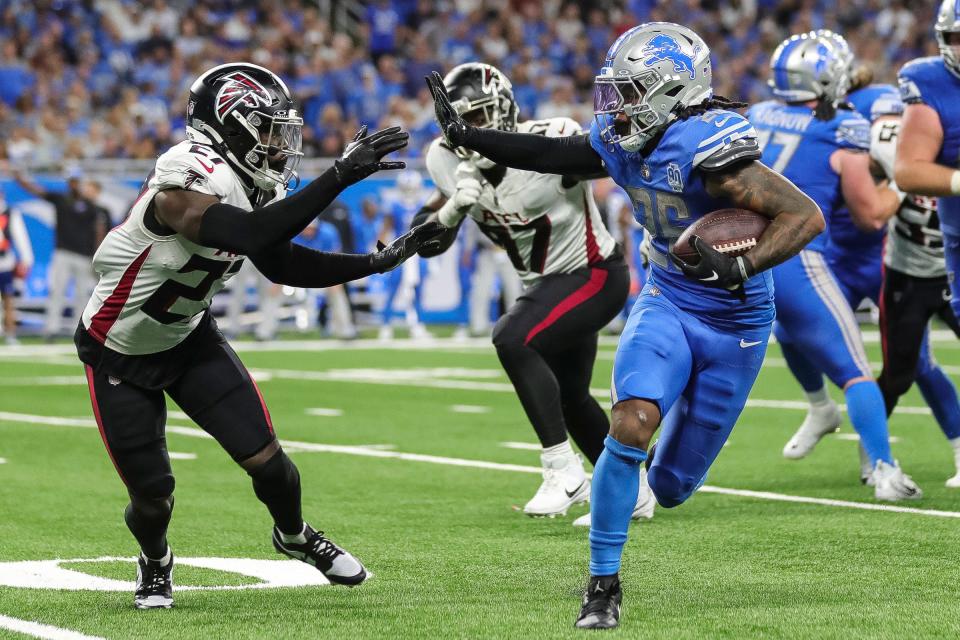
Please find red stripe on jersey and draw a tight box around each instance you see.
[524,267,609,345]
[84,365,127,485]
[244,364,275,435]
[87,245,152,343]
[583,192,601,265]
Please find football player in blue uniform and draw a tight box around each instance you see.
[379,170,431,340]
[427,22,825,630]
[894,0,960,485]
[747,33,920,499]
[777,29,960,486]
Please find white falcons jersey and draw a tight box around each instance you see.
[426,117,616,284]
[81,140,284,355]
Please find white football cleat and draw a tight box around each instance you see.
[782,400,842,459]
[409,323,432,340]
[523,452,589,517]
[947,471,960,488]
[872,460,922,501]
[377,325,394,341]
[573,468,655,527]
[947,441,960,488]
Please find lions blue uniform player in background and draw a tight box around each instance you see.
[777,29,960,486]
[427,22,824,630]
[746,33,921,500]
[894,0,960,485]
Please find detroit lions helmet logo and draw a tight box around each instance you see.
[640,34,700,79]
[214,72,272,124]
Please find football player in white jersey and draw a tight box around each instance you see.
[414,63,654,525]
[74,63,443,609]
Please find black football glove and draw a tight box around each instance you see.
[670,235,755,299]
[370,221,448,272]
[425,71,470,148]
[333,125,408,186]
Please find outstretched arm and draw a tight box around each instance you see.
[156,126,409,255]
[426,71,606,177]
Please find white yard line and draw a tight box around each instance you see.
[2,410,959,520]
[501,442,541,451]
[0,615,105,640]
[168,452,197,460]
[305,407,344,417]
[450,405,491,414]
[0,457,6,464]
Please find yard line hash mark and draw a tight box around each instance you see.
[0,614,106,640]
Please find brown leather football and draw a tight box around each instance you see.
[672,208,770,265]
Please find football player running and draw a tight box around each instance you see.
[894,0,960,485]
[414,62,648,525]
[778,29,960,486]
[747,33,920,499]
[75,63,443,609]
[428,24,824,630]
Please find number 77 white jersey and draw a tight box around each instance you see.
[425,117,616,285]
[81,140,284,356]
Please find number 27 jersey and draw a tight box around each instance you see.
[80,140,283,356]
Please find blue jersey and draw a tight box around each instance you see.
[847,84,903,122]
[389,199,420,232]
[826,84,902,254]
[295,221,342,253]
[746,101,870,252]
[899,56,960,236]
[589,109,773,328]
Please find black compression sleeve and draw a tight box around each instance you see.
[250,242,377,288]
[197,169,344,255]
[459,129,605,175]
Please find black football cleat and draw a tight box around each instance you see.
[134,553,174,609]
[575,574,622,630]
[272,524,368,586]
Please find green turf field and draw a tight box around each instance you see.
[1,334,959,639]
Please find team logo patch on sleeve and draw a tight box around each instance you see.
[183,168,207,189]
[215,72,272,124]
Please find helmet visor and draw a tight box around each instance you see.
[253,111,303,187]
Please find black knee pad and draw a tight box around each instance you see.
[127,493,174,520]
[248,450,300,498]
[491,314,523,351]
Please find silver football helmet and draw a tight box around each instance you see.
[937,0,960,77]
[815,29,855,77]
[594,22,712,152]
[768,32,849,104]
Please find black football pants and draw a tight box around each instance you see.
[83,332,299,557]
[492,254,629,464]
[878,266,960,413]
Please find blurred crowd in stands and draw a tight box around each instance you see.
[0,0,941,167]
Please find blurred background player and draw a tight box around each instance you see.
[0,190,33,344]
[461,222,521,337]
[294,217,356,339]
[224,258,281,341]
[13,167,109,339]
[894,0,960,486]
[747,33,919,498]
[378,169,430,340]
[427,23,826,626]
[420,63,642,525]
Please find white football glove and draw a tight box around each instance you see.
[438,163,483,226]
[870,117,906,203]
[870,118,899,181]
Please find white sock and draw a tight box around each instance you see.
[144,546,172,567]
[279,523,308,545]
[805,387,831,408]
[542,439,575,462]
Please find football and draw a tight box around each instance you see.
[672,208,770,265]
